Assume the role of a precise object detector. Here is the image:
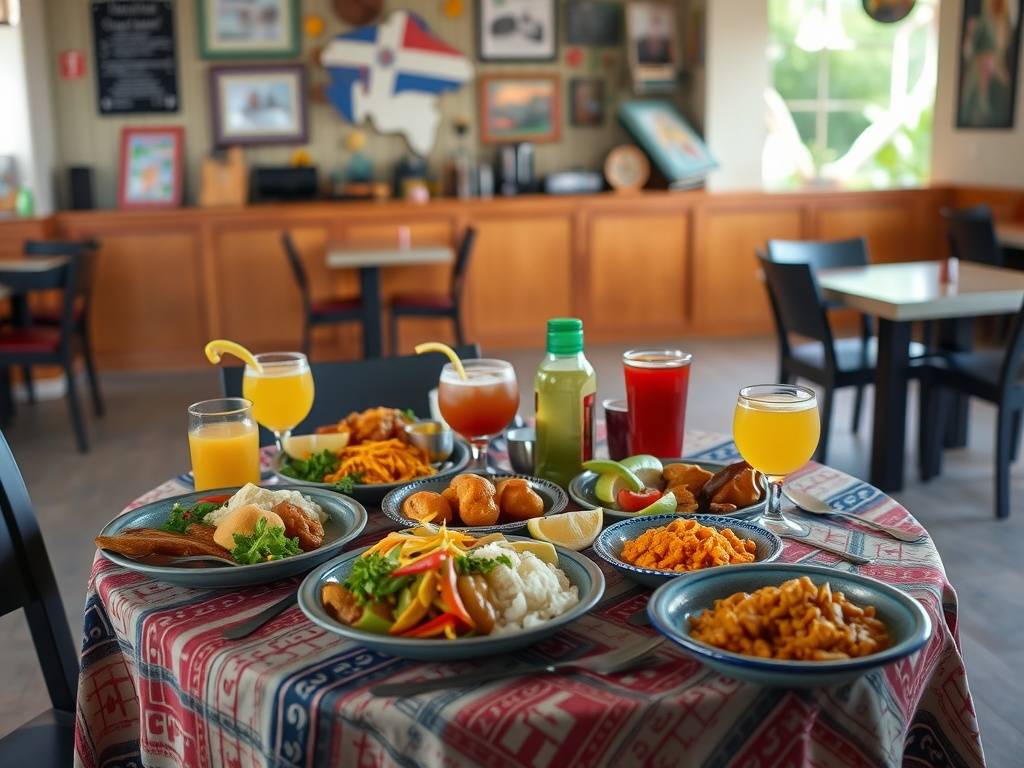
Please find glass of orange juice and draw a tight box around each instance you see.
[733,384,820,535]
[188,398,261,491]
[242,352,315,448]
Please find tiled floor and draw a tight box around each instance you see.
[1,336,1020,763]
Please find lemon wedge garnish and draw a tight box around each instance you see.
[414,342,466,380]
[526,508,603,551]
[204,339,263,373]
[281,432,350,459]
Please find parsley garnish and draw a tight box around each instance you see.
[456,554,512,575]
[229,517,302,565]
[402,408,418,422]
[331,473,362,494]
[161,501,219,534]
[280,449,341,483]
[344,549,413,605]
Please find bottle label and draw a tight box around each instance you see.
[582,392,595,461]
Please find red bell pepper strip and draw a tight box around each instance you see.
[439,556,475,630]
[392,550,448,577]
[617,488,663,512]
[401,612,459,638]
[195,494,231,505]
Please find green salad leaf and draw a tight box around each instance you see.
[230,517,302,565]
[280,449,341,483]
[456,553,513,575]
[331,473,362,494]
[162,501,219,534]
[402,408,418,422]
[344,549,413,605]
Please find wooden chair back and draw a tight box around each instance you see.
[25,239,98,323]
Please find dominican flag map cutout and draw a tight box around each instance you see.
[321,11,473,156]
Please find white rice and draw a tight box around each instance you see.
[473,542,579,635]
[205,483,325,526]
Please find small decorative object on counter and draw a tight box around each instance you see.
[604,145,649,192]
[199,147,247,208]
[14,187,34,218]
[446,118,476,199]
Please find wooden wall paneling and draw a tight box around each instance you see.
[812,199,920,263]
[949,186,1024,221]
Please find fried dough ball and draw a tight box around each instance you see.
[402,491,453,525]
[441,487,460,516]
[495,478,545,521]
[667,485,700,513]
[662,463,714,495]
[449,474,499,527]
[709,468,762,508]
[273,500,325,551]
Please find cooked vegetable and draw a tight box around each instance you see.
[440,556,475,629]
[392,549,449,577]
[455,553,512,575]
[616,488,664,513]
[345,550,413,605]
[402,612,459,639]
[280,449,341,482]
[331,473,361,494]
[457,573,496,635]
[162,501,220,534]
[229,517,302,565]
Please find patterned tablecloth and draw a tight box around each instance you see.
[74,431,986,768]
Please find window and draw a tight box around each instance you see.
[764,0,938,189]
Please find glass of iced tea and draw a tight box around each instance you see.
[623,349,692,457]
[438,359,519,471]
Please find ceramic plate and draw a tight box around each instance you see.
[569,459,768,522]
[593,513,783,588]
[96,485,367,588]
[380,473,568,534]
[647,563,932,687]
[271,437,471,505]
[298,537,605,660]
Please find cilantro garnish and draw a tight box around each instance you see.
[229,517,302,565]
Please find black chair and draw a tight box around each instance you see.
[919,299,1024,519]
[222,344,481,446]
[0,431,78,766]
[0,254,90,451]
[389,227,477,355]
[23,239,104,417]
[282,232,364,357]
[941,205,1004,267]
[759,255,925,464]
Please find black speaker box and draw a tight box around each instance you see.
[68,166,94,210]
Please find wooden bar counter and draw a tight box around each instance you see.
[1,184,1019,371]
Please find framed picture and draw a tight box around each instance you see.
[118,126,185,209]
[209,64,308,146]
[626,1,679,93]
[570,78,605,126]
[618,101,717,186]
[479,74,561,143]
[477,0,558,62]
[956,0,1021,129]
[566,1,622,46]
[197,0,299,59]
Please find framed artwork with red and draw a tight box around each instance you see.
[118,126,185,209]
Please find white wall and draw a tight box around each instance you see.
[931,0,1024,188]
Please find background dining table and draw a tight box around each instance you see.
[74,430,985,768]
[325,244,453,358]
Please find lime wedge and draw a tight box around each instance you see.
[526,508,603,551]
[508,540,558,564]
[583,459,644,504]
[636,493,679,516]
[622,454,664,487]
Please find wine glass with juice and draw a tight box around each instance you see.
[242,352,315,449]
[438,359,519,472]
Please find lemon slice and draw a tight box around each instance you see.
[414,341,467,380]
[281,432,350,459]
[508,539,558,564]
[526,508,603,551]
[205,339,263,373]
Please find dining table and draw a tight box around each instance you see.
[818,260,1024,493]
[74,430,986,768]
[325,244,454,358]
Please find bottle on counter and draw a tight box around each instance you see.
[534,318,597,488]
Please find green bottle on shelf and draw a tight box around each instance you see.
[534,318,597,488]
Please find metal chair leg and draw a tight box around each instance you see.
[815,386,833,465]
[851,385,864,434]
[995,406,1013,519]
[1011,411,1022,464]
[453,310,464,347]
[390,309,400,356]
[81,330,104,417]
[64,363,88,453]
[22,365,35,405]
[302,319,312,359]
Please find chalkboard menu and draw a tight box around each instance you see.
[92,0,178,114]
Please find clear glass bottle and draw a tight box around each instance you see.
[534,318,597,488]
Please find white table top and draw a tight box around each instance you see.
[997,223,1024,249]
[818,261,1024,321]
[0,256,68,272]
[325,245,453,269]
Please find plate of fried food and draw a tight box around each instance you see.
[95,484,367,588]
[380,472,569,534]
[569,456,767,521]
[271,407,471,504]
[298,524,604,660]
[646,563,932,687]
[593,513,782,587]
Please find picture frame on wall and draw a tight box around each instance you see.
[626,1,679,93]
[479,74,561,143]
[477,0,558,62]
[956,0,1021,128]
[209,64,308,146]
[566,1,622,46]
[197,0,300,59]
[118,126,185,209]
[569,78,605,126]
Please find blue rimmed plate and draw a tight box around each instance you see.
[380,473,568,534]
[298,536,605,660]
[593,514,783,588]
[647,563,932,687]
[96,485,367,588]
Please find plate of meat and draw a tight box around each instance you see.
[94,484,367,588]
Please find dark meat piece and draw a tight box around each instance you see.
[273,501,325,551]
[185,523,220,548]
[95,528,231,560]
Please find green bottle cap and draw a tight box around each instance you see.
[546,317,584,355]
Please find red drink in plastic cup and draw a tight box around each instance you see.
[623,349,692,457]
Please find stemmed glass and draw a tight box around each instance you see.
[242,351,315,451]
[733,384,820,535]
[438,359,519,472]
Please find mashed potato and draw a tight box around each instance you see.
[206,483,325,526]
[473,541,578,635]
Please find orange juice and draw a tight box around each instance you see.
[733,395,820,478]
[243,365,314,433]
[188,421,260,491]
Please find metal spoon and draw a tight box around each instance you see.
[784,487,924,543]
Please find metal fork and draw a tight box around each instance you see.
[370,636,665,697]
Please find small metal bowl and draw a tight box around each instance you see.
[506,427,535,474]
[404,420,454,463]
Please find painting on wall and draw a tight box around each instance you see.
[118,126,184,209]
[618,101,716,187]
[626,1,678,93]
[210,64,308,146]
[198,0,300,59]
[566,1,622,45]
[570,78,605,126]
[956,0,1021,128]
[477,0,558,62]
[479,74,561,143]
